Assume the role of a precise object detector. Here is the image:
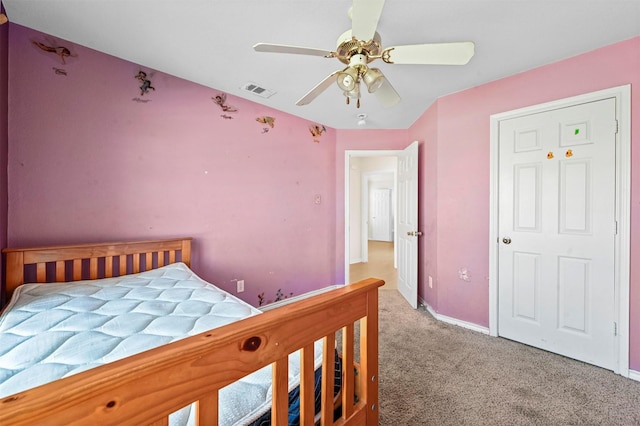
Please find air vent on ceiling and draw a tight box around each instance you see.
[241,82,276,98]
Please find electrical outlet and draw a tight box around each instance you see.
[237,280,245,293]
[428,275,433,288]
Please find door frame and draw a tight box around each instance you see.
[488,85,631,376]
[345,150,400,285]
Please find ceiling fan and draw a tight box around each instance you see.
[253,0,474,108]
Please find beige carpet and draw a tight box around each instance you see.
[349,240,397,290]
[348,242,640,424]
[376,289,640,425]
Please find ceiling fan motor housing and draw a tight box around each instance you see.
[335,30,382,64]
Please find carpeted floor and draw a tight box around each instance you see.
[377,289,640,425]
[348,240,640,425]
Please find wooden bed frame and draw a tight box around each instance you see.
[0,238,383,425]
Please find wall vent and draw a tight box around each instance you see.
[241,82,276,98]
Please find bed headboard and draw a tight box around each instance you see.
[2,237,192,303]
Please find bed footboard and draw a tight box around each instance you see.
[0,278,383,425]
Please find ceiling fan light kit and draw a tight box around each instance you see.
[253,0,474,109]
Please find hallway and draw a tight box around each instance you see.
[349,241,397,289]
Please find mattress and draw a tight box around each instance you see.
[0,262,324,425]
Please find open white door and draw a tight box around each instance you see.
[397,141,419,308]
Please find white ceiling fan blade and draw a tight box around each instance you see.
[384,42,475,65]
[296,70,341,106]
[374,78,400,108]
[253,43,334,58]
[351,0,385,41]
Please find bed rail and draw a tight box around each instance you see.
[0,277,383,425]
[2,237,192,301]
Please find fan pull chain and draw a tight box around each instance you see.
[344,94,361,108]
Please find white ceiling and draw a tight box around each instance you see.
[3,0,640,129]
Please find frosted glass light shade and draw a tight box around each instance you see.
[337,67,359,91]
[363,68,384,93]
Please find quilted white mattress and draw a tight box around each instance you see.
[0,262,322,425]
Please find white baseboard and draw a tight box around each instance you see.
[420,297,490,335]
[629,369,640,382]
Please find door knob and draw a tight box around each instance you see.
[407,231,423,237]
[502,237,512,244]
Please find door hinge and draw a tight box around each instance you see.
[614,322,618,336]
[614,119,619,135]
[614,220,618,235]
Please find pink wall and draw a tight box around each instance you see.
[0,13,8,303]
[410,102,438,309]
[0,11,9,306]
[6,24,337,305]
[410,37,640,370]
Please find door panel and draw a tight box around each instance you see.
[557,256,589,333]
[514,164,541,231]
[498,98,617,370]
[397,141,419,309]
[559,160,590,233]
[512,251,539,323]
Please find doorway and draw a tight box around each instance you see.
[345,142,420,310]
[489,85,631,376]
[346,154,398,289]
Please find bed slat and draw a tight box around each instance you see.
[299,343,315,426]
[196,392,218,425]
[341,323,355,420]
[72,259,82,281]
[36,263,46,282]
[89,257,98,279]
[271,357,289,424]
[119,254,127,276]
[105,257,114,278]
[321,333,336,425]
[55,261,65,282]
